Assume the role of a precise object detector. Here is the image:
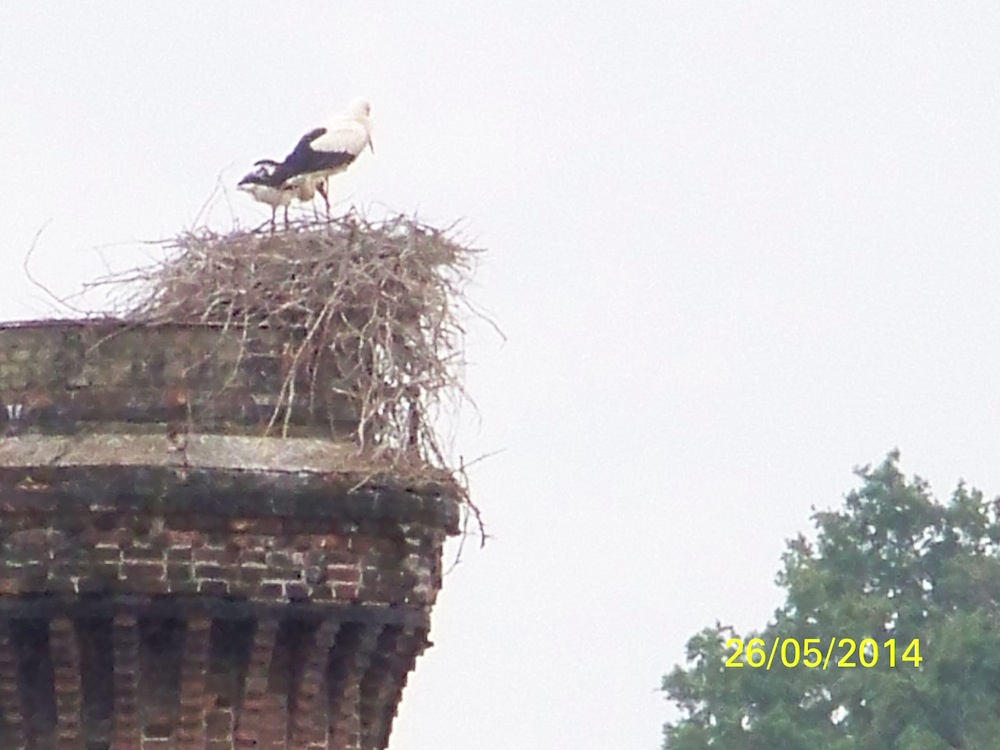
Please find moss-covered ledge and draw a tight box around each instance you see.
[0,434,460,530]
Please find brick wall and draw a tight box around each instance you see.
[0,320,357,438]
[0,321,462,750]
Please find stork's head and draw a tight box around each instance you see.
[347,97,371,120]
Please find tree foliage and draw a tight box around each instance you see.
[662,451,1000,749]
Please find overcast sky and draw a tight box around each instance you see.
[3,3,1000,748]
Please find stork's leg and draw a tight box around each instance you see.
[317,180,331,218]
[283,205,290,229]
[270,206,277,232]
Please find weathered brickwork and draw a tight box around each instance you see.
[0,486,449,608]
[0,321,462,750]
[0,320,357,438]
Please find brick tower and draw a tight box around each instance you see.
[0,320,461,750]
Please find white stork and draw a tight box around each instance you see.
[237,159,321,229]
[271,97,374,216]
[237,159,293,228]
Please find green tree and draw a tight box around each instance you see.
[662,451,1000,749]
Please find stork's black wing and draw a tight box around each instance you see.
[272,126,359,186]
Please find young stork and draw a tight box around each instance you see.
[237,159,294,228]
[272,97,374,216]
[237,159,319,228]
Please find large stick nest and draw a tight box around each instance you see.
[90,211,486,484]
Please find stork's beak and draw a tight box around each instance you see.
[367,135,375,154]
